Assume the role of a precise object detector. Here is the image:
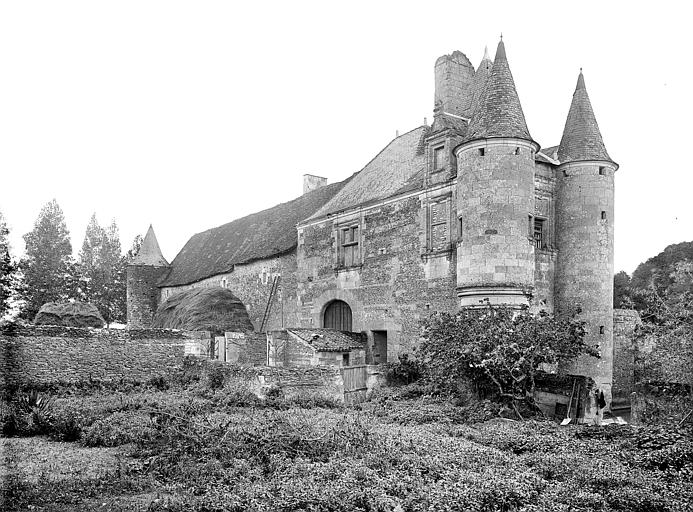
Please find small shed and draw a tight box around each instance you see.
[267,328,366,367]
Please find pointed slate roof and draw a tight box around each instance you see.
[130,225,169,267]
[469,46,493,116]
[463,40,534,144]
[558,71,613,164]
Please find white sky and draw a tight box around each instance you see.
[1,1,691,275]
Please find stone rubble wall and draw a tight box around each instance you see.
[0,324,188,389]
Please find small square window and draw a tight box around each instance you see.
[599,167,606,175]
[514,147,521,155]
[478,148,485,156]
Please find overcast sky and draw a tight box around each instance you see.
[1,1,691,274]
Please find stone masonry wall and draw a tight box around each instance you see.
[297,192,458,360]
[160,253,300,332]
[612,309,641,402]
[127,264,171,328]
[0,324,188,388]
[434,51,475,119]
[555,161,616,407]
[456,140,536,304]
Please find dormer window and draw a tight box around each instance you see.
[433,146,445,170]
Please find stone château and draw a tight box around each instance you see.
[127,40,619,411]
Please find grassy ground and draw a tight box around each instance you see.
[1,379,691,512]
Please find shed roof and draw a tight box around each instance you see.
[287,328,366,352]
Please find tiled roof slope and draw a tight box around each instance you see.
[469,46,493,118]
[160,181,348,287]
[558,71,612,164]
[463,40,534,144]
[430,111,468,135]
[130,225,169,267]
[287,328,366,352]
[307,126,428,220]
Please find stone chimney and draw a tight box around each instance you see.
[434,51,475,119]
[303,174,327,195]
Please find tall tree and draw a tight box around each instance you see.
[20,200,78,320]
[78,215,126,326]
[0,211,19,319]
[78,213,106,301]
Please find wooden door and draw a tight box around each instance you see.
[323,300,352,331]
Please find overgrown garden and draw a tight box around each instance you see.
[2,356,692,511]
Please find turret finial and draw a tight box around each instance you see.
[483,45,490,61]
[500,33,503,41]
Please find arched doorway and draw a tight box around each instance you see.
[323,300,352,331]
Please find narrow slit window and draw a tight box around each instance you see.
[599,326,605,334]
[601,211,607,220]
[514,147,520,155]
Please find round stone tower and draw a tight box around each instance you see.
[455,40,539,307]
[126,225,171,328]
[555,71,618,408]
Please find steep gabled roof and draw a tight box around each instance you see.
[463,40,534,144]
[160,181,348,287]
[130,225,169,267]
[558,71,613,164]
[307,126,428,221]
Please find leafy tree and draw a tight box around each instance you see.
[20,200,79,320]
[613,270,633,308]
[419,305,597,419]
[126,234,143,260]
[631,241,693,296]
[0,211,20,319]
[632,260,693,392]
[78,215,126,326]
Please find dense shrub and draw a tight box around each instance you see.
[82,411,156,447]
[383,353,423,385]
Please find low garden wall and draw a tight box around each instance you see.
[193,358,384,403]
[0,323,189,389]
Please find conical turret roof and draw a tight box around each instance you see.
[469,46,493,117]
[558,71,613,164]
[463,40,534,144]
[130,225,169,266]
